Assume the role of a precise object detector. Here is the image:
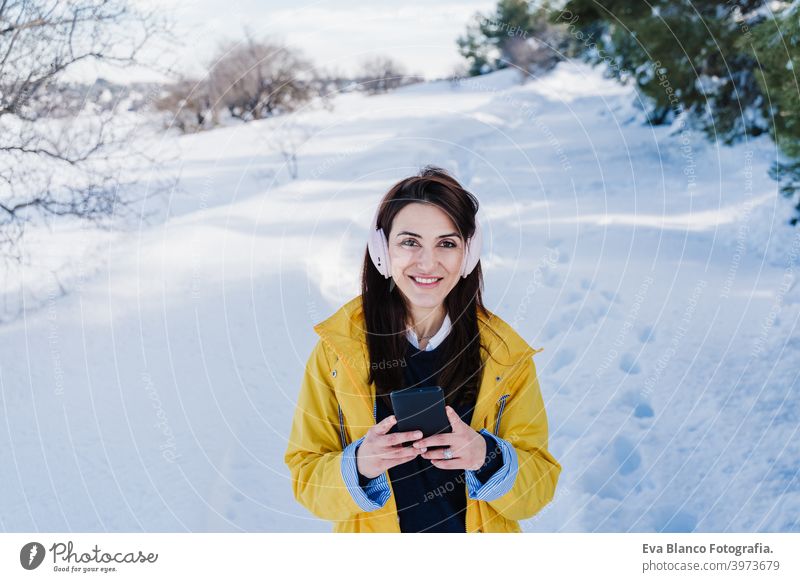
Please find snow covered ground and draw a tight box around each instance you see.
[1,60,798,532]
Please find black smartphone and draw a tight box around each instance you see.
[389,386,451,448]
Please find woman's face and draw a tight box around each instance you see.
[387,202,465,310]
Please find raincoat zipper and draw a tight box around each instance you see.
[494,394,510,434]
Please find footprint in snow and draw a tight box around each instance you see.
[550,348,575,373]
[652,507,698,532]
[638,325,656,343]
[613,436,642,476]
[619,389,655,419]
[619,352,641,374]
[580,435,644,500]
[564,289,585,305]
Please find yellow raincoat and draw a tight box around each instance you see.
[284,295,561,532]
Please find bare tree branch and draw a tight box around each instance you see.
[0,0,175,301]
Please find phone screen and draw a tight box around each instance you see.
[389,386,451,447]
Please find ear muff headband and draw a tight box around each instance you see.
[367,203,482,279]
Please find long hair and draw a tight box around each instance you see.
[361,165,489,409]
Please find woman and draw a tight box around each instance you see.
[284,166,561,533]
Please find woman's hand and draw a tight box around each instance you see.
[413,406,488,471]
[356,415,426,480]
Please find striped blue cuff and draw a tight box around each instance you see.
[465,429,518,501]
[341,436,391,511]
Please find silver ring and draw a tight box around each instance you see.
[443,448,453,460]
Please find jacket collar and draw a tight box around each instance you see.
[313,296,540,430]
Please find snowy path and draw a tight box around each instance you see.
[1,61,797,532]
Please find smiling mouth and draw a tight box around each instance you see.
[409,275,443,288]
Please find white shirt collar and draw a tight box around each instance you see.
[406,312,452,351]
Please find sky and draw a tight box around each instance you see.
[74,0,498,84]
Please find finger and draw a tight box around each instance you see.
[382,446,421,459]
[430,458,464,470]
[421,447,461,461]
[413,433,455,449]
[372,415,397,436]
[445,406,464,429]
[381,430,423,447]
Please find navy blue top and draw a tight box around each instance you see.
[357,335,503,532]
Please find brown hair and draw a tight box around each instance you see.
[360,165,488,409]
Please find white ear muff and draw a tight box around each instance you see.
[367,203,391,278]
[460,214,483,278]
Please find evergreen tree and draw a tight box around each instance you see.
[746,1,800,222]
[457,0,567,76]
[556,1,768,141]
[556,0,800,224]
